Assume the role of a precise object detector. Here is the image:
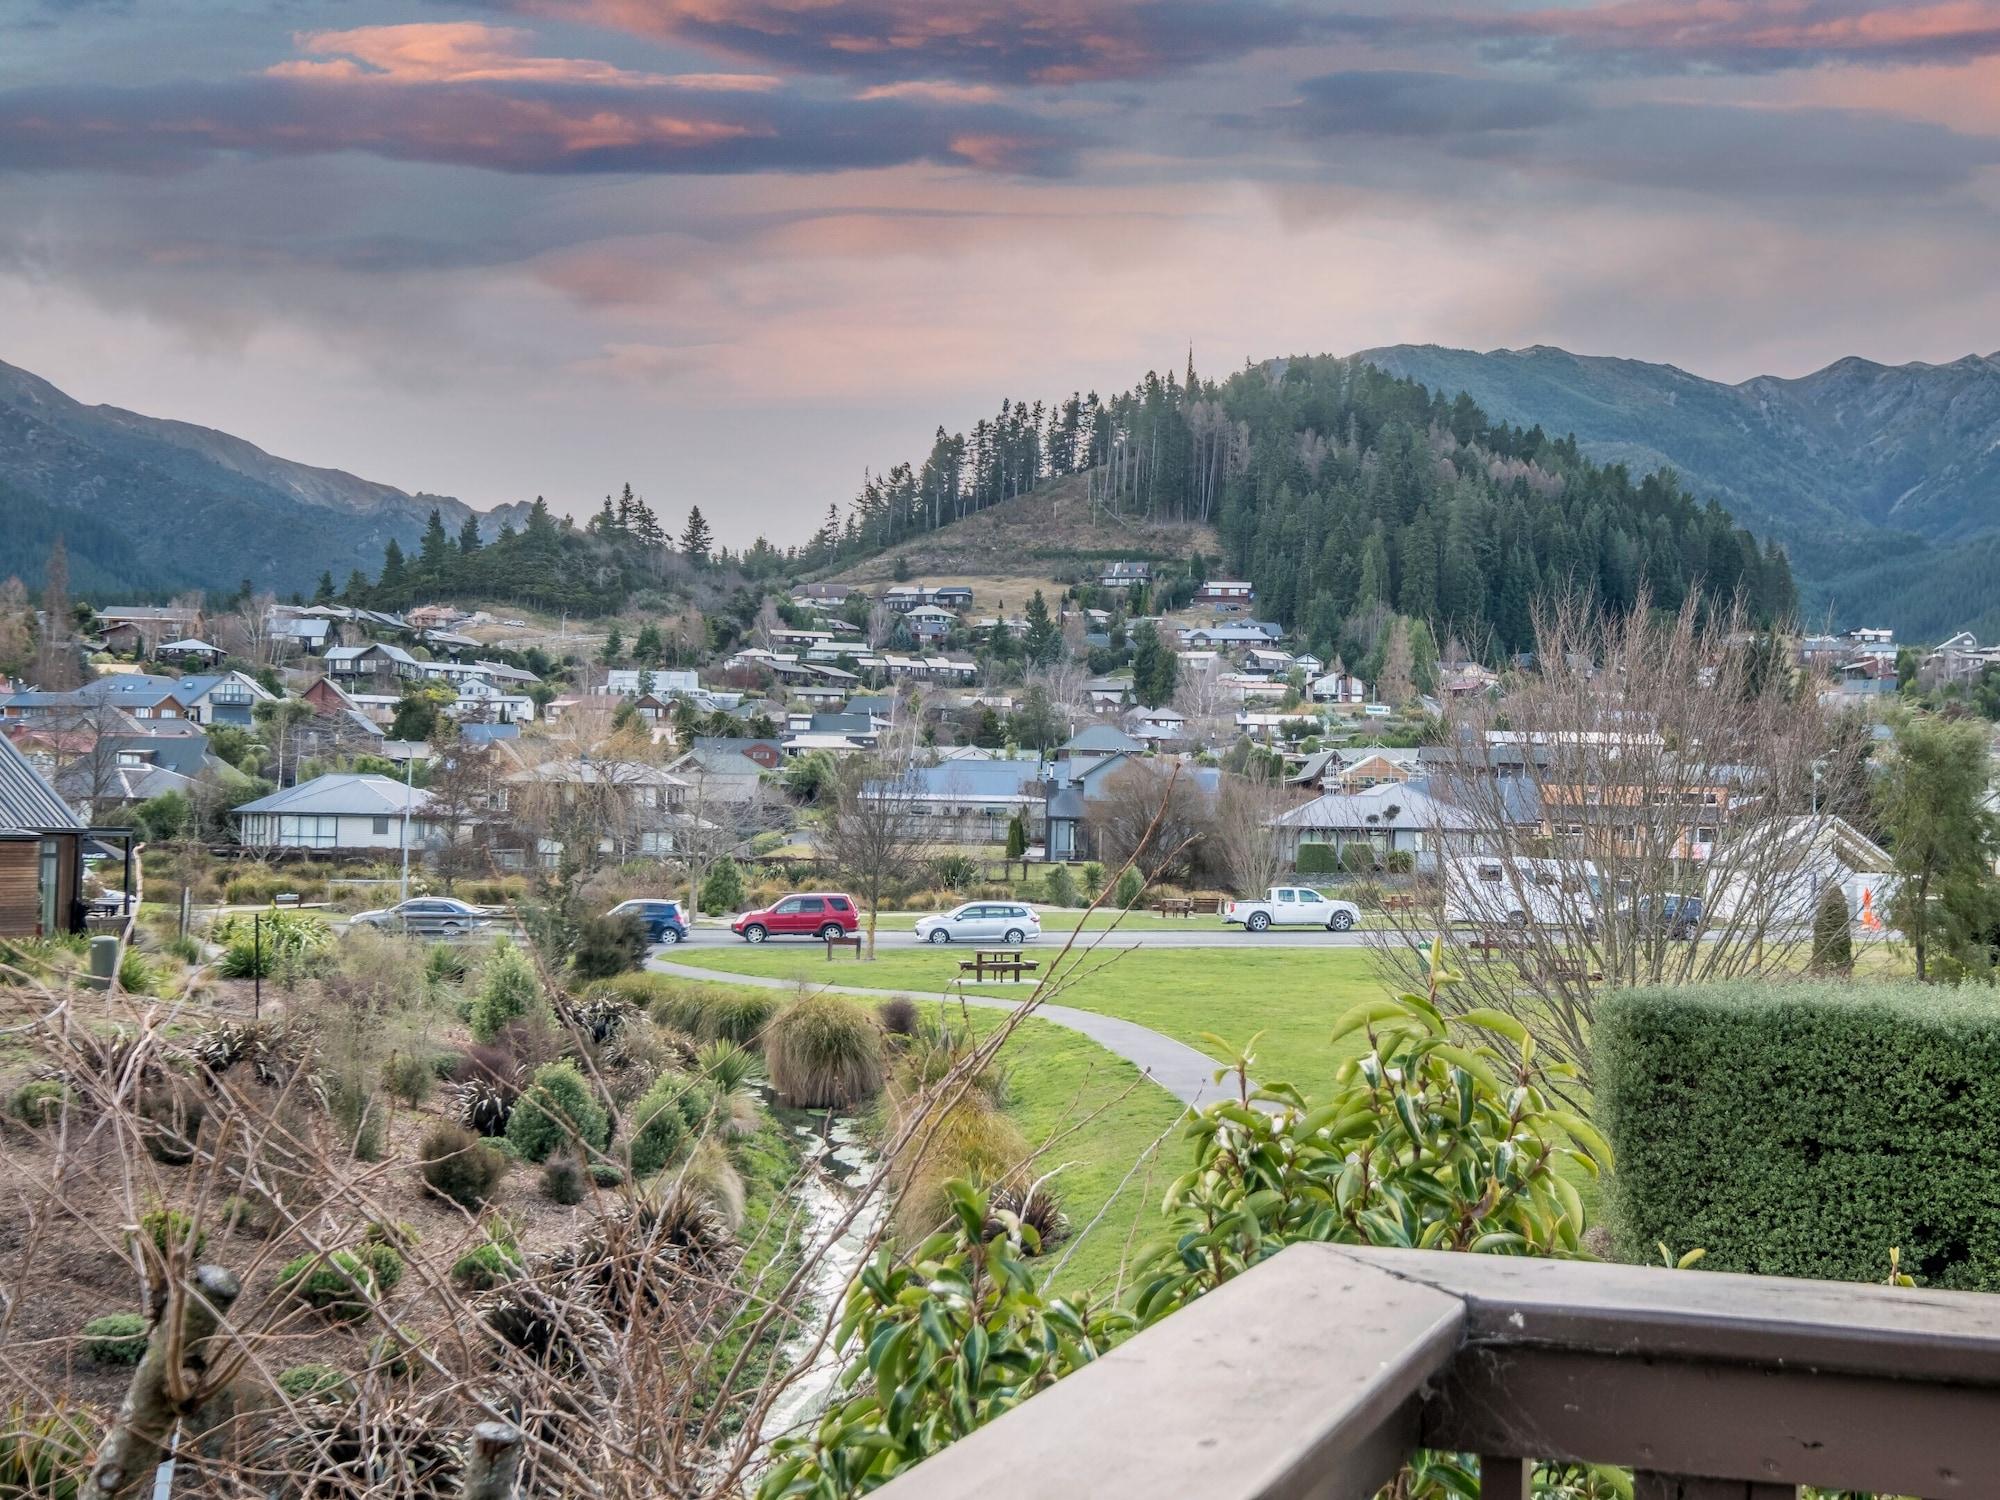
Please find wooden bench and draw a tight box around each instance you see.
[1189,896,1223,915]
[960,948,1040,982]
[1380,893,1418,913]
[1154,898,1195,918]
[1468,927,1529,960]
[1540,957,1602,984]
[823,933,863,959]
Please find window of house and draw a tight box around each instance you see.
[1696,826,1717,844]
[373,817,391,836]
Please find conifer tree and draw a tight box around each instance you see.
[681,506,714,563]
[314,570,335,603]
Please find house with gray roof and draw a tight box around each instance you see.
[0,731,93,936]
[234,774,439,853]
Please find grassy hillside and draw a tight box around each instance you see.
[829,472,1218,590]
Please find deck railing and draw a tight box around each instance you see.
[872,1244,2000,1500]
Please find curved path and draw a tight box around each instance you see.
[647,955,1226,1109]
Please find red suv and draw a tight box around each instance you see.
[731,893,860,943]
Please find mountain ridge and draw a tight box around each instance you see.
[0,356,507,598]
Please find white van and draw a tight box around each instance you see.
[1442,855,1598,929]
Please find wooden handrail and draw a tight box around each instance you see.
[870,1244,2000,1500]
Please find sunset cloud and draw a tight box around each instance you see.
[502,0,1310,83]
[267,23,692,88]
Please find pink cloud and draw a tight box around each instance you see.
[1495,0,2000,67]
[857,80,1003,103]
[268,22,780,91]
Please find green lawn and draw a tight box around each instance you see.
[672,943,1391,1094]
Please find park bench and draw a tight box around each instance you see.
[271,892,301,908]
[960,948,1040,982]
[1189,895,1223,915]
[1154,898,1195,918]
[1468,926,1529,960]
[1379,892,1418,912]
[1540,956,1601,984]
[823,933,863,959]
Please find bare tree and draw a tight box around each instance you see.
[1373,591,1870,1087]
[1086,759,1212,884]
[426,736,500,892]
[233,590,277,667]
[1211,763,1304,897]
[1173,657,1234,747]
[35,536,80,691]
[821,749,941,957]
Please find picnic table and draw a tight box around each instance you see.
[1380,892,1419,912]
[960,948,1040,982]
[1468,926,1530,960]
[1154,898,1195,918]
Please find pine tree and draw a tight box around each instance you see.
[341,569,370,604]
[1022,590,1060,665]
[1005,811,1028,860]
[417,508,452,590]
[681,506,714,563]
[313,571,336,604]
[377,540,409,605]
[1811,885,1853,974]
[600,626,625,666]
[457,515,483,554]
[633,622,664,666]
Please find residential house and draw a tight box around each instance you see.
[666,740,774,808]
[881,585,931,613]
[1243,648,1297,677]
[0,732,96,936]
[233,773,439,854]
[405,604,466,630]
[448,677,534,725]
[1194,580,1254,605]
[501,760,691,862]
[905,605,957,643]
[1086,676,1135,710]
[97,605,205,657]
[170,671,275,727]
[1098,561,1152,588]
[1440,663,1501,699]
[1334,750,1419,790]
[603,668,702,698]
[1125,706,1187,745]
[1043,751,1220,862]
[1309,671,1368,706]
[932,585,974,610]
[864,758,1047,844]
[1269,781,1475,872]
[1181,623,1285,650]
[324,642,422,684]
[156,638,225,667]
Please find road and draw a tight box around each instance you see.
[676,923,1414,952]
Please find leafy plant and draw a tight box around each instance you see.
[136,1207,207,1260]
[0,1399,100,1500]
[382,1052,435,1108]
[541,1154,588,1205]
[699,857,745,913]
[625,1074,692,1177]
[571,913,649,981]
[10,1079,70,1126]
[468,938,548,1042]
[505,1061,611,1163]
[277,1250,381,1322]
[213,909,332,980]
[418,1122,507,1209]
[275,1364,351,1402]
[80,1313,148,1366]
[449,1241,522,1292]
[1811,885,1854,974]
[760,1182,1132,1498]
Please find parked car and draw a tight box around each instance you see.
[731,893,860,943]
[605,898,689,944]
[350,896,494,936]
[915,902,1041,945]
[1221,887,1361,933]
[1629,894,1704,940]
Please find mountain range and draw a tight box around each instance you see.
[1358,343,2000,640]
[4,345,1999,638]
[0,358,521,599]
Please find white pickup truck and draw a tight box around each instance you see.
[1221,886,1361,933]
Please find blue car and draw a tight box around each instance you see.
[606,898,689,944]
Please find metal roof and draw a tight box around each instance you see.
[234,773,432,817]
[0,732,86,832]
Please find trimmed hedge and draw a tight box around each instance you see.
[1295,842,1339,875]
[1599,980,2000,1290]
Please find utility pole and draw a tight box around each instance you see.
[399,751,414,902]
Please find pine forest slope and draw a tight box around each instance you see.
[1357,343,2000,640]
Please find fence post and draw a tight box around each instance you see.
[461,1422,525,1500]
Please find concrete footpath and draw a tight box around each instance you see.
[646,956,1226,1109]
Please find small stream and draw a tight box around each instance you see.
[757,1111,885,1447]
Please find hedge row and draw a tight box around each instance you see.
[1598,980,2000,1290]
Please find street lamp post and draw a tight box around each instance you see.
[399,751,414,902]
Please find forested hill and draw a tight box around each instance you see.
[821,355,1794,657]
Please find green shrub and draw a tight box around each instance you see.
[1042,865,1078,907]
[652,985,779,1046]
[368,1326,421,1379]
[275,1364,351,1401]
[468,939,546,1043]
[162,934,202,964]
[481,1134,521,1161]
[213,909,332,979]
[117,947,158,996]
[541,1154,588,1205]
[449,1242,521,1292]
[136,1208,207,1260]
[1294,842,1339,876]
[505,1061,610,1163]
[625,1075,691,1177]
[362,1242,405,1294]
[699,857,745,913]
[424,942,472,986]
[571,913,648,981]
[1112,867,1143,909]
[1384,849,1415,876]
[1081,862,1104,900]
[588,1162,625,1188]
[418,1123,507,1209]
[1599,980,2000,1290]
[278,1251,379,1321]
[11,1079,70,1126]
[80,1313,148,1366]
[329,1083,386,1162]
[1811,886,1854,974]
[764,994,883,1109]
[1339,844,1376,875]
[382,1053,435,1108]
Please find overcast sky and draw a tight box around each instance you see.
[5,0,1998,544]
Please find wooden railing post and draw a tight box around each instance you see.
[462,1421,525,1500]
[1633,1477,1795,1500]
[1479,1455,1530,1498]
